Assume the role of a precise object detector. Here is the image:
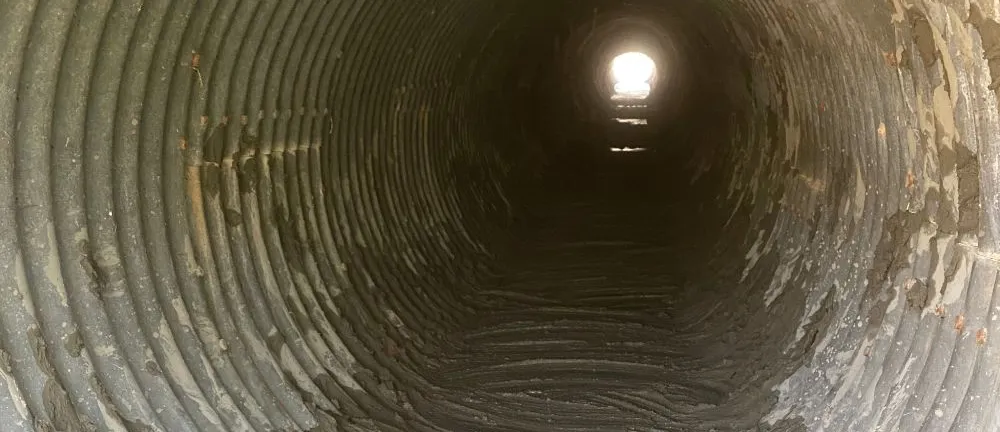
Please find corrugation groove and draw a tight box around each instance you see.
[3,0,1000,431]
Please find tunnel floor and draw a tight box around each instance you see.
[414,168,743,431]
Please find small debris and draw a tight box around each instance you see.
[904,278,929,309]
[977,328,988,346]
[385,338,400,358]
[934,304,946,317]
[179,136,187,150]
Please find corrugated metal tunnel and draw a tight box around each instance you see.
[2,0,1000,430]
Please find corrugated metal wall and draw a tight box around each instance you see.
[0,0,997,431]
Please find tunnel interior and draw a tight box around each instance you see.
[2,0,1000,431]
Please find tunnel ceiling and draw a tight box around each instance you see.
[2,0,1000,431]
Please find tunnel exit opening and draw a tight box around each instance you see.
[610,51,656,101]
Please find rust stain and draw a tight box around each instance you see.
[906,171,916,189]
[955,314,965,334]
[934,304,946,317]
[977,328,988,346]
[185,165,210,254]
[191,51,204,88]
[179,136,188,151]
[883,51,898,67]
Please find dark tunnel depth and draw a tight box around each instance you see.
[2,0,1000,431]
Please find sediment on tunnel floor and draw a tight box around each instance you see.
[413,181,778,431]
[2,0,1000,431]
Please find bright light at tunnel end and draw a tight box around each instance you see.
[611,51,655,100]
[611,52,655,82]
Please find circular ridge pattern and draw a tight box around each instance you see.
[0,0,1000,431]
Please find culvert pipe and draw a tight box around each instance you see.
[1,0,1000,431]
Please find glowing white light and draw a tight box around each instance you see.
[610,146,648,152]
[614,118,648,125]
[614,82,651,95]
[611,52,655,85]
